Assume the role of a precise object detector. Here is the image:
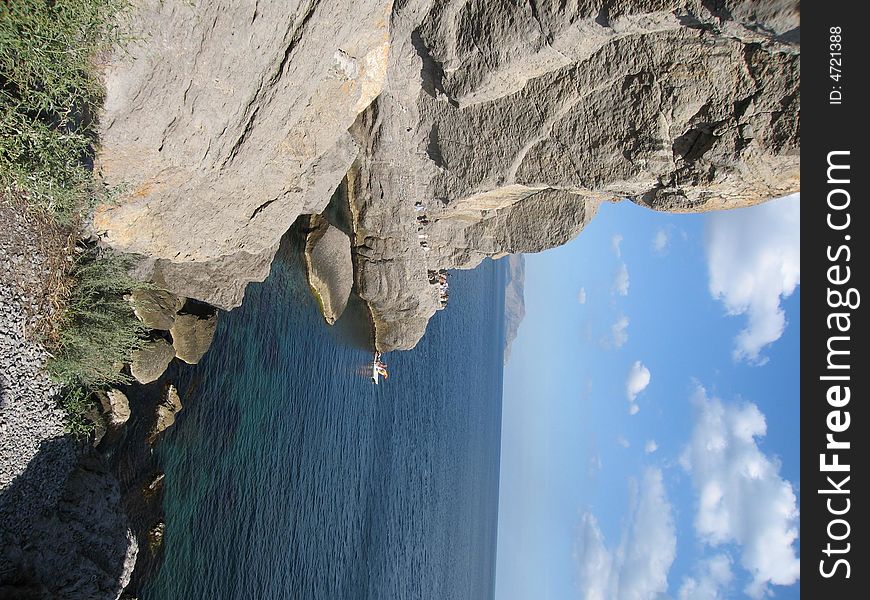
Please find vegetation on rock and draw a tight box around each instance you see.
[1,0,138,434]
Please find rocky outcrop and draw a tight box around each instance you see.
[97,389,131,427]
[95,0,799,351]
[170,314,217,365]
[502,255,526,365]
[148,385,183,444]
[304,215,354,325]
[130,339,174,384]
[348,0,798,349]
[93,0,393,309]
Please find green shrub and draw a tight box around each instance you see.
[1,0,128,222]
[59,386,97,438]
[47,247,148,390]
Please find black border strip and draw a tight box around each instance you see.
[802,2,866,595]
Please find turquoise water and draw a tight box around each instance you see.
[143,235,505,600]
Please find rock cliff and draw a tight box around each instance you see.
[93,0,799,351]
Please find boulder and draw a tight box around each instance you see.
[149,385,183,444]
[170,313,217,365]
[97,388,131,426]
[304,216,354,325]
[129,339,174,384]
[129,288,185,331]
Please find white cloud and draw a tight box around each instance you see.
[681,385,800,598]
[644,440,658,454]
[574,468,676,600]
[678,554,733,600]
[652,229,670,254]
[628,404,640,416]
[625,361,651,404]
[616,435,630,449]
[610,315,629,348]
[611,233,624,257]
[588,453,603,477]
[705,193,800,364]
[578,287,587,304]
[613,263,630,296]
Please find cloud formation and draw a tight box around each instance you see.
[678,554,733,600]
[610,315,629,348]
[616,435,630,449]
[705,193,800,364]
[644,440,658,454]
[574,468,676,600]
[578,287,587,304]
[680,385,800,598]
[611,233,624,257]
[613,263,630,296]
[625,361,651,414]
[652,229,670,254]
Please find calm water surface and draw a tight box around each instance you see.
[143,236,506,600]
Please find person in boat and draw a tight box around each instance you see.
[376,365,389,378]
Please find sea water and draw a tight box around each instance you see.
[143,236,505,600]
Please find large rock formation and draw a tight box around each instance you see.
[93,0,800,351]
[304,215,354,325]
[93,0,392,309]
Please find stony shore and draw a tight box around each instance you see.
[0,201,76,536]
[1,200,138,599]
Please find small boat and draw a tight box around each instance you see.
[371,352,388,384]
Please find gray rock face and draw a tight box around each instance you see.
[170,313,218,365]
[129,339,174,384]
[345,0,798,349]
[96,0,799,351]
[305,216,354,325]
[93,0,393,309]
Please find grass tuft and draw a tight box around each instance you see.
[46,246,149,391]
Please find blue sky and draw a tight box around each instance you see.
[496,194,800,600]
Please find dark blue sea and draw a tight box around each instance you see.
[142,236,506,600]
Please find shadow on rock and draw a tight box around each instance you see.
[0,440,138,600]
